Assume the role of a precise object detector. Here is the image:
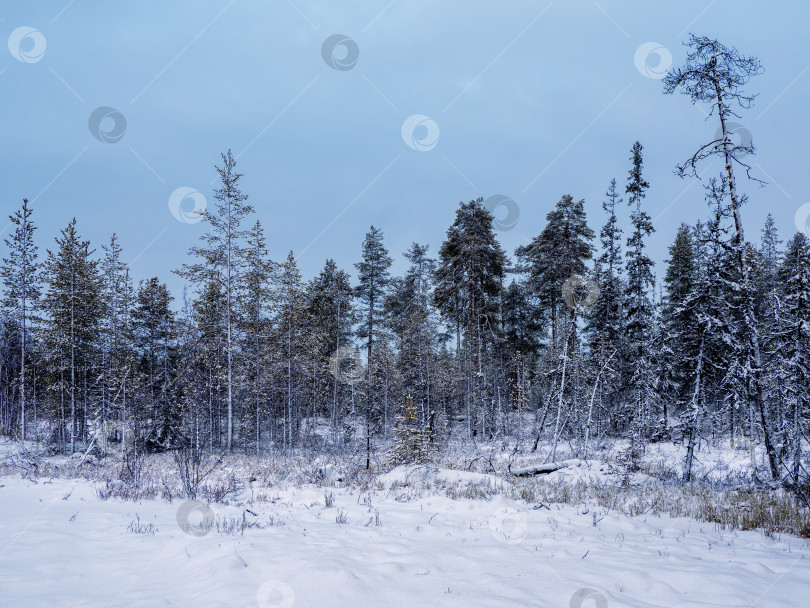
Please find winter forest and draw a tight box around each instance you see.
[2,8,810,608]
[3,35,808,487]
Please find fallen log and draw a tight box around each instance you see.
[510,458,582,477]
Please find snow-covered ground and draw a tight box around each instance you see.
[1,465,809,608]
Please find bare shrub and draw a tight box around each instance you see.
[0,441,46,478]
[174,444,221,500]
[198,472,243,504]
[96,451,158,501]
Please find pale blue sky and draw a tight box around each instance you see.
[2,1,808,297]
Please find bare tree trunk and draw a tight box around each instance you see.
[332,299,340,443]
[714,78,779,480]
[59,368,65,452]
[20,296,26,441]
[33,364,37,445]
[585,350,616,459]
[226,320,233,452]
[70,285,76,455]
[684,335,705,481]
[226,252,233,452]
[793,394,802,485]
[254,320,260,454]
[366,290,373,469]
[551,330,570,463]
[287,312,292,453]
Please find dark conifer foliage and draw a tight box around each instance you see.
[1,199,40,441]
[304,258,354,440]
[623,142,658,442]
[434,198,507,439]
[776,233,810,483]
[516,194,594,350]
[586,180,626,433]
[355,226,393,467]
[42,219,103,453]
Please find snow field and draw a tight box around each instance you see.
[1,470,809,608]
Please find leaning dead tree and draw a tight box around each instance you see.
[663,34,779,480]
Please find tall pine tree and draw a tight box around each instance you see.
[43,219,102,453]
[2,198,40,440]
[355,227,392,467]
[435,198,507,439]
[176,150,254,452]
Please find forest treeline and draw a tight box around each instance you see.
[0,36,807,485]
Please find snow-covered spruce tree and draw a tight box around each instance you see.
[189,278,227,451]
[1,198,41,440]
[516,194,593,456]
[238,220,274,453]
[175,150,253,453]
[133,277,177,451]
[386,243,442,438]
[501,279,541,437]
[775,232,810,484]
[274,251,306,452]
[434,199,506,440]
[714,235,756,448]
[758,214,782,332]
[756,215,784,449]
[586,179,625,435]
[670,181,734,480]
[98,234,135,453]
[42,219,102,453]
[516,194,594,351]
[622,142,657,464]
[171,289,199,452]
[647,296,669,440]
[304,258,355,443]
[372,339,400,445]
[705,183,755,452]
[661,224,697,419]
[387,395,434,465]
[663,34,780,480]
[581,182,625,455]
[355,226,392,467]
